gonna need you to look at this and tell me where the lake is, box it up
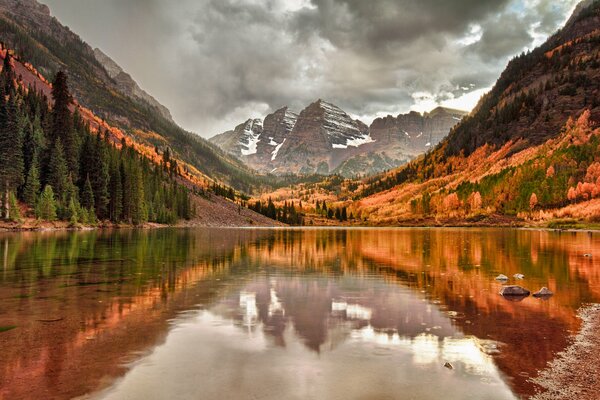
[1,228,599,399]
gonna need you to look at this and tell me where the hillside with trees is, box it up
[0,54,192,226]
[255,1,600,228]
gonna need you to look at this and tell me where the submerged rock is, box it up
[500,285,530,297]
[513,273,525,279]
[533,287,554,298]
[495,274,509,281]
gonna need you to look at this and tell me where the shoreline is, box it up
[3,220,600,233]
[531,304,600,400]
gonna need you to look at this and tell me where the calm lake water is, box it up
[1,228,599,400]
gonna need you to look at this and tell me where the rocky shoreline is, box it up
[531,304,600,400]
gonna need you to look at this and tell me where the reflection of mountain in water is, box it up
[1,228,600,398]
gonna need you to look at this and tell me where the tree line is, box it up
[249,198,303,225]
[0,54,192,225]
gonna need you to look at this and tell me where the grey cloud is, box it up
[42,0,580,137]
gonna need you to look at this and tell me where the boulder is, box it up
[533,287,554,298]
[495,274,509,281]
[500,285,530,297]
[513,273,525,279]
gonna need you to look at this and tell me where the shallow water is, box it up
[1,228,599,399]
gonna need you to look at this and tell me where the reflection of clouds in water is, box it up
[268,288,284,317]
[233,278,500,378]
[94,307,514,400]
[331,301,373,320]
[239,291,258,329]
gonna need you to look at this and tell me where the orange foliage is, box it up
[468,191,482,212]
[530,193,538,210]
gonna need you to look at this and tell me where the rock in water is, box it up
[495,274,509,281]
[444,362,454,370]
[513,273,525,279]
[533,287,554,298]
[500,285,531,297]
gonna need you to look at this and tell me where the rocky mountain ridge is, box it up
[93,48,173,122]
[211,101,466,177]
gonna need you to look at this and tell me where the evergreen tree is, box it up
[23,155,41,207]
[81,174,95,210]
[0,89,24,219]
[66,197,79,226]
[47,139,69,201]
[108,157,123,222]
[22,113,45,177]
[92,132,109,218]
[50,71,78,179]
[36,185,57,221]
[1,53,16,95]
[8,192,21,222]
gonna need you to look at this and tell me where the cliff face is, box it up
[211,101,465,177]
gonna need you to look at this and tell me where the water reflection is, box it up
[95,275,515,400]
[0,228,599,399]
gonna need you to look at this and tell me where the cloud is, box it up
[42,0,580,137]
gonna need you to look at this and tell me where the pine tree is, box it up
[130,162,145,225]
[108,157,123,222]
[47,139,69,201]
[23,156,41,207]
[1,53,16,95]
[0,89,24,220]
[50,71,78,179]
[8,192,21,222]
[36,185,57,221]
[81,174,95,211]
[66,197,79,226]
[92,132,109,218]
[22,113,45,177]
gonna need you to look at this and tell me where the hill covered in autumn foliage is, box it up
[256,1,600,228]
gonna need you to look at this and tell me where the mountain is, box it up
[92,48,173,123]
[210,100,465,177]
[258,0,600,227]
[0,0,262,193]
[334,106,467,177]
[347,0,600,225]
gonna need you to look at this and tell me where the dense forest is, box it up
[0,54,192,226]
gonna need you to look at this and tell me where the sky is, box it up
[42,0,580,138]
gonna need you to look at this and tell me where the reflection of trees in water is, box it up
[1,228,600,399]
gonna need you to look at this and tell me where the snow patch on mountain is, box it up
[332,133,375,149]
[271,139,286,160]
[240,119,263,156]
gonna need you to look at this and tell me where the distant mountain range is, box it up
[210,100,466,177]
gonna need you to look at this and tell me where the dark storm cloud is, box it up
[42,0,579,137]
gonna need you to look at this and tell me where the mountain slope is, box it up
[443,1,600,157]
[350,0,600,224]
[256,1,600,227]
[0,0,261,192]
[92,48,173,123]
